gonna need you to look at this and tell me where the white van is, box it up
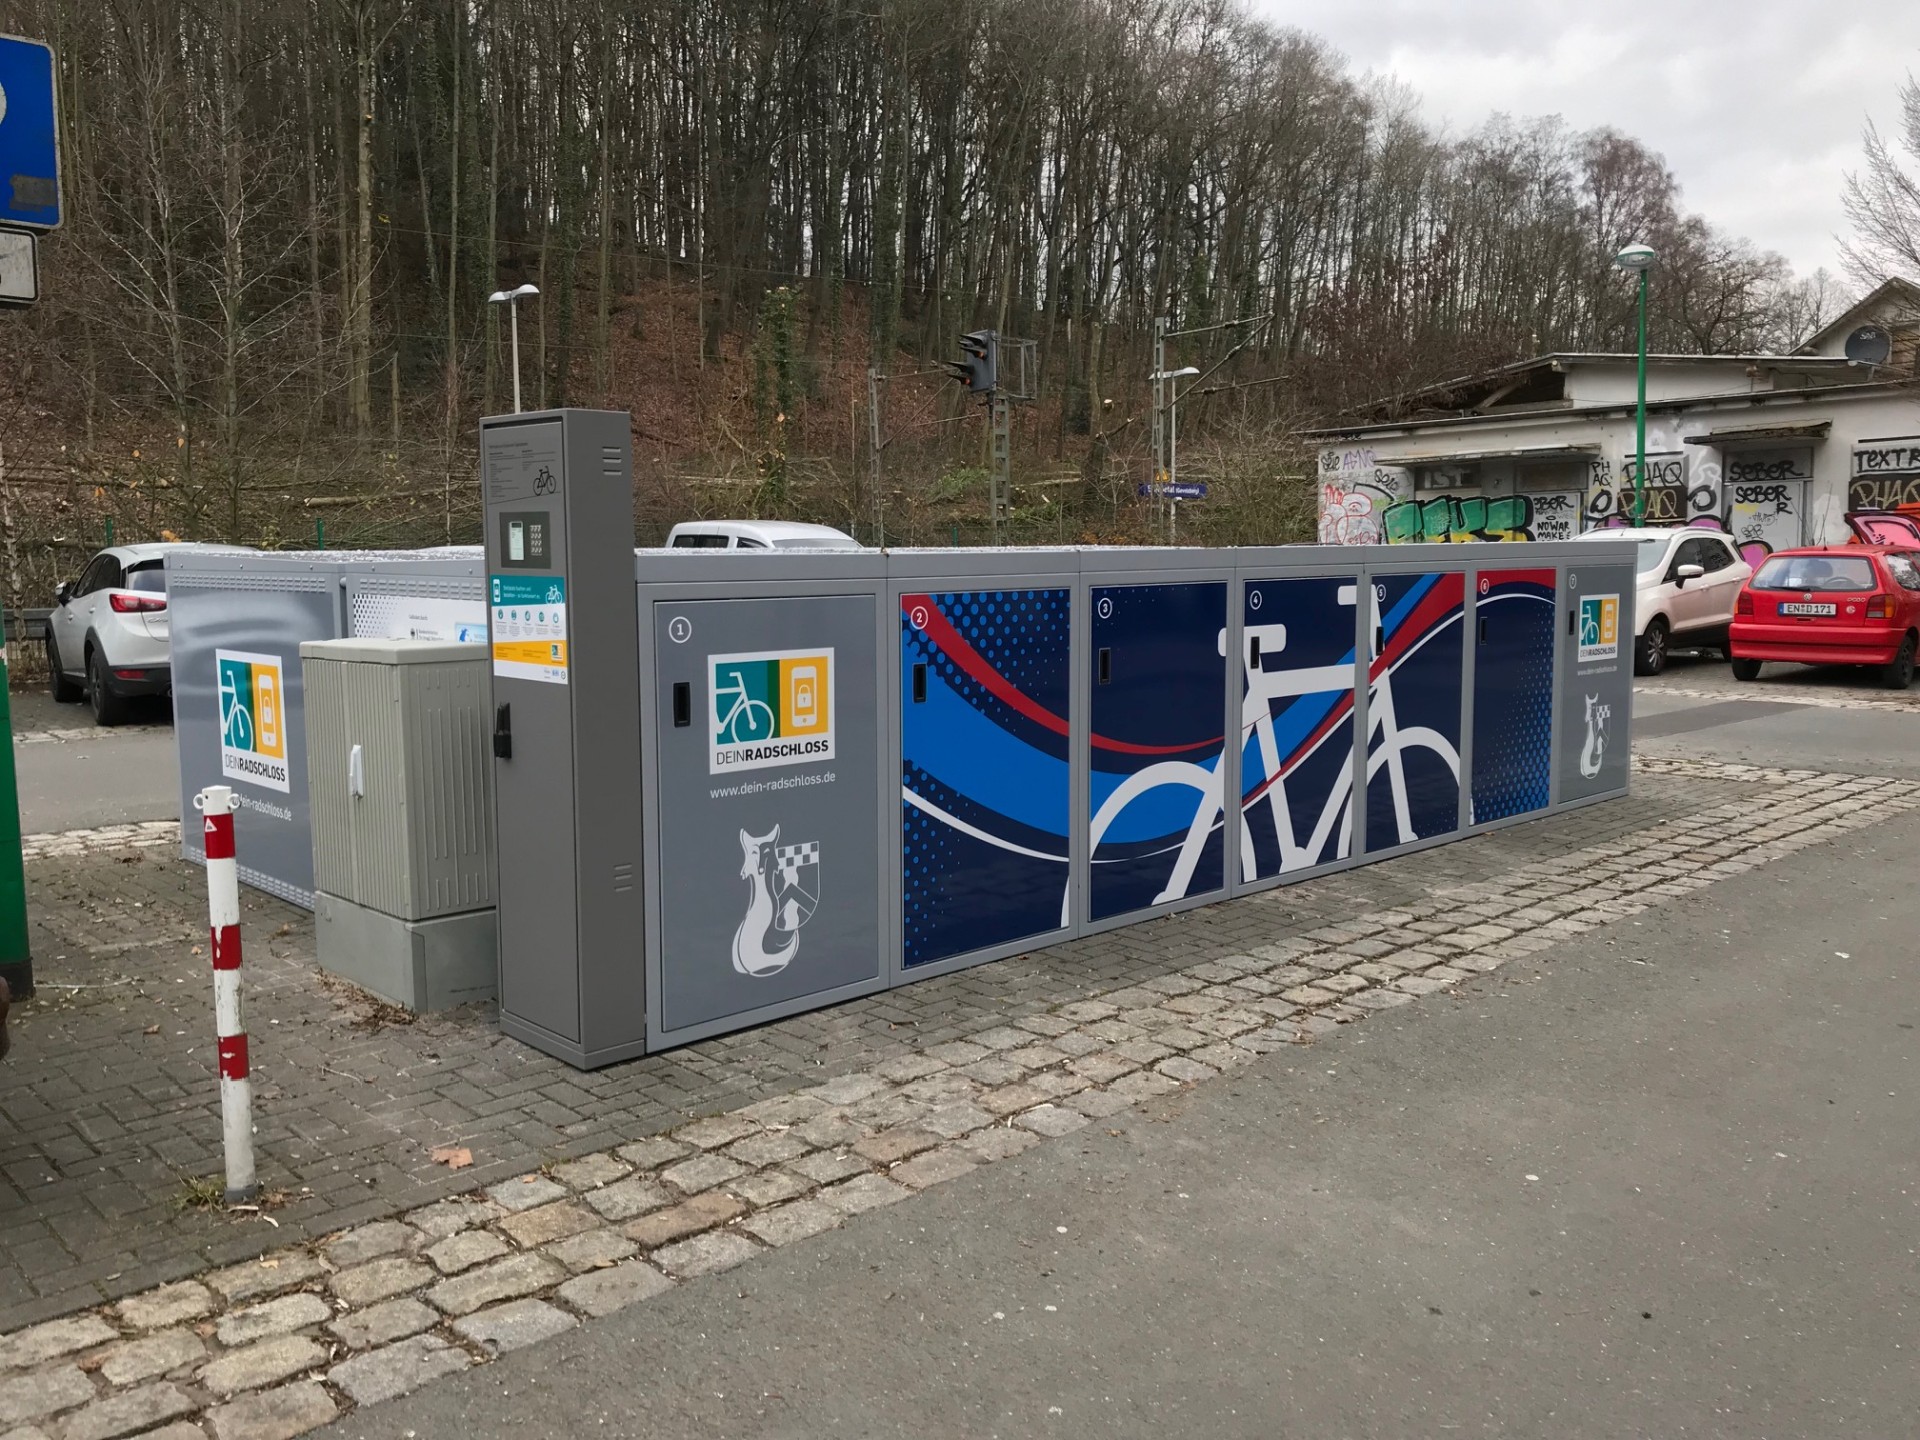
[665,520,861,551]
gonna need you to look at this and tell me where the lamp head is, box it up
[1614,243,1656,273]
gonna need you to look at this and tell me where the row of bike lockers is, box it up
[482,409,1637,1067]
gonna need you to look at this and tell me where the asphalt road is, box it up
[1636,694,1920,781]
[8,689,178,832]
[335,675,1920,1440]
[1632,653,1920,780]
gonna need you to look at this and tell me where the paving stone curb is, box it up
[13,726,172,746]
[20,819,178,861]
[1636,682,1920,714]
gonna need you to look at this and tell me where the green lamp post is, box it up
[1614,242,1657,523]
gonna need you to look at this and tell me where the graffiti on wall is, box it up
[1382,493,1535,544]
[1588,454,1684,523]
[1529,492,1580,541]
[1320,484,1381,545]
[1720,449,1810,561]
[1317,444,1586,545]
[1585,449,1726,526]
[1317,447,1412,545]
[1686,454,1723,520]
[1727,454,1811,485]
[1583,457,1618,521]
[1848,436,1920,511]
[1371,490,1581,545]
[1851,474,1920,510]
[1852,437,1920,478]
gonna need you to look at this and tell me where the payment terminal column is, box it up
[482,409,646,1067]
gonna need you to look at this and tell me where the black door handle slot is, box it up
[672,681,691,727]
[493,703,512,759]
[1098,647,1112,685]
[1249,635,1261,666]
[912,663,927,703]
[1479,616,1488,644]
[1568,608,1576,636]
[1374,625,1385,656]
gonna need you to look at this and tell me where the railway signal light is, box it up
[944,329,998,396]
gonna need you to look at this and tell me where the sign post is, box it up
[1137,482,1208,543]
[0,34,59,1001]
[0,610,28,1001]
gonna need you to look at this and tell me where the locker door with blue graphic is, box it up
[1364,572,1465,853]
[1089,582,1227,921]
[1470,568,1556,823]
[1239,575,1360,880]
[901,589,1072,968]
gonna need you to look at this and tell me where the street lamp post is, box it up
[487,283,541,413]
[1613,243,1656,524]
[1150,365,1199,541]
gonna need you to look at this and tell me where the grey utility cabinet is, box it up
[302,638,497,1011]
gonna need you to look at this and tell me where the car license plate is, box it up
[1779,602,1836,616]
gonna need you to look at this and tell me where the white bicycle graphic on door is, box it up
[1087,582,1460,904]
[219,666,254,751]
[712,667,776,744]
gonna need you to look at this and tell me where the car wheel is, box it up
[86,648,130,727]
[1730,657,1762,682]
[1881,634,1917,691]
[1633,618,1669,677]
[46,634,82,703]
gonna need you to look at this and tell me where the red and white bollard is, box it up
[195,785,259,1204]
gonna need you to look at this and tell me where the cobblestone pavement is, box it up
[0,754,1907,1438]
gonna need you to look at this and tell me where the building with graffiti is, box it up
[1310,278,1920,559]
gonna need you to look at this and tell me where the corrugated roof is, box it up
[1302,377,1918,442]
[1372,444,1599,467]
[1681,422,1833,445]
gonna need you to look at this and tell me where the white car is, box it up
[1575,526,1752,675]
[665,520,862,551]
[47,542,250,725]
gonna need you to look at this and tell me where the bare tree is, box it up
[0,0,1835,566]
[1842,72,1920,288]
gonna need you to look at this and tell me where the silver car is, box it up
[47,542,250,725]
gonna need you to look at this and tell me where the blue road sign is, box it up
[1137,482,1209,500]
[0,35,60,230]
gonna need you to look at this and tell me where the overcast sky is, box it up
[1255,0,1920,286]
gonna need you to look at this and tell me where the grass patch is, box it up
[173,1174,225,1212]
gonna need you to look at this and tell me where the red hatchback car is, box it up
[1731,545,1920,689]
